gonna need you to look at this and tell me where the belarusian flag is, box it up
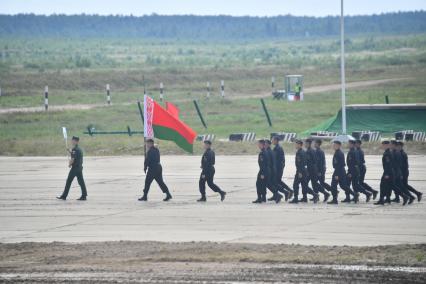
[144,95,197,153]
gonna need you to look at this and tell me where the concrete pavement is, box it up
[0,155,425,245]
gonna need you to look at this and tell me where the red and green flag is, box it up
[144,95,197,153]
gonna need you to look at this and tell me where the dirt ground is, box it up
[0,242,425,283]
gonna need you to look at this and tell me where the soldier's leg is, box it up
[360,166,375,194]
[275,168,289,195]
[291,174,300,202]
[154,171,170,194]
[319,174,333,192]
[61,169,77,198]
[199,173,207,197]
[76,170,87,197]
[311,174,327,196]
[340,174,356,202]
[352,174,371,199]
[302,175,318,202]
[255,173,263,201]
[143,170,155,195]
[403,174,422,198]
[395,176,414,202]
[206,172,223,193]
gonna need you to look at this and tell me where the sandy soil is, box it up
[0,242,425,283]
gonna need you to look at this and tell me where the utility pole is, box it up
[340,0,347,134]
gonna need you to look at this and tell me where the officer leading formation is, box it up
[57,136,422,205]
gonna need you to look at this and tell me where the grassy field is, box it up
[1,34,426,155]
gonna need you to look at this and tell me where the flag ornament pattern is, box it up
[144,95,197,153]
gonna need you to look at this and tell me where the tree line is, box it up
[0,11,425,40]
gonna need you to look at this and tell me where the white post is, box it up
[44,86,48,111]
[340,0,347,134]
[221,80,225,98]
[106,84,111,105]
[271,76,275,93]
[206,81,210,98]
[160,82,164,101]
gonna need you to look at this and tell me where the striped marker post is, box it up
[221,80,225,98]
[106,84,111,105]
[44,86,48,111]
[160,82,164,101]
[206,81,210,98]
[271,76,275,92]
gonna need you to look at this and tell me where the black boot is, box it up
[77,196,86,201]
[289,198,299,204]
[56,196,66,200]
[197,195,206,202]
[288,190,294,201]
[138,194,148,201]
[374,200,385,205]
[163,192,172,202]
[323,192,330,202]
[365,192,372,203]
[252,198,262,204]
[417,192,422,202]
[372,190,378,200]
[220,191,226,202]
[275,193,283,204]
[327,199,338,205]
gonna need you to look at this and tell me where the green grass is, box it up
[1,34,426,155]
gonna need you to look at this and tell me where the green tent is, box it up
[305,104,426,135]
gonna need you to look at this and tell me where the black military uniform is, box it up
[265,142,282,203]
[375,143,395,205]
[329,143,356,204]
[356,141,378,199]
[58,138,87,200]
[254,147,270,203]
[198,147,226,202]
[400,145,422,201]
[290,142,318,203]
[273,142,293,200]
[391,145,414,204]
[346,143,371,202]
[314,143,332,198]
[139,144,172,201]
[306,141,329,202]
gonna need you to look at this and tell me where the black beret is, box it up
[204,140,212,145]
[295,139,303,145]
[315,139,322,145]
[265,139,271,144]
[397,141,404,146]
[348,139,356,144]
[146,138,154,143]
[71,136,80,141]
[390,139,398,145]
[333,140,342,145]
[355,139,362,144]
[382,140,390,145]
[258,139,266,144]
[272,136,280,141]
[305,138,313,143]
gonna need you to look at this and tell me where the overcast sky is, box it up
[1,0,425,17]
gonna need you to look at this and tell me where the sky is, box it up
[0,0,425,17]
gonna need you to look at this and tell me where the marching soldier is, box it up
[375,140,395,205]
[398,141,422,202]
[347,139,372,202]
[390,140,414,205]
[314,139,333,193]
[290,139,318,204]
[265,139,282,203]
[305,139,329,202]
[197,140,226,202]
[355,140,378,199]
[138,139,172,202]
[57,136,88,201]
[271,136,293,201]
[328,140,357,204]
[253,139,269,203]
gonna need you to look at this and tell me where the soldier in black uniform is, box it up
[355,140,378,199]
[390,140,415,205]
[271,136,293,201]
[290,139,318,204]
[328,140,357,204]
[375,140,396,205]
[346,140,372,202]
[265,139,283,203]
[57,136,88,201]
[314,139,333,193]
[253,139,269,203]
[398,141,422,202]
[305,139,330,202]
[197,140,226,202]
[138,139,172,202]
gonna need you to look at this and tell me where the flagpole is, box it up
[340,0,347,135]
